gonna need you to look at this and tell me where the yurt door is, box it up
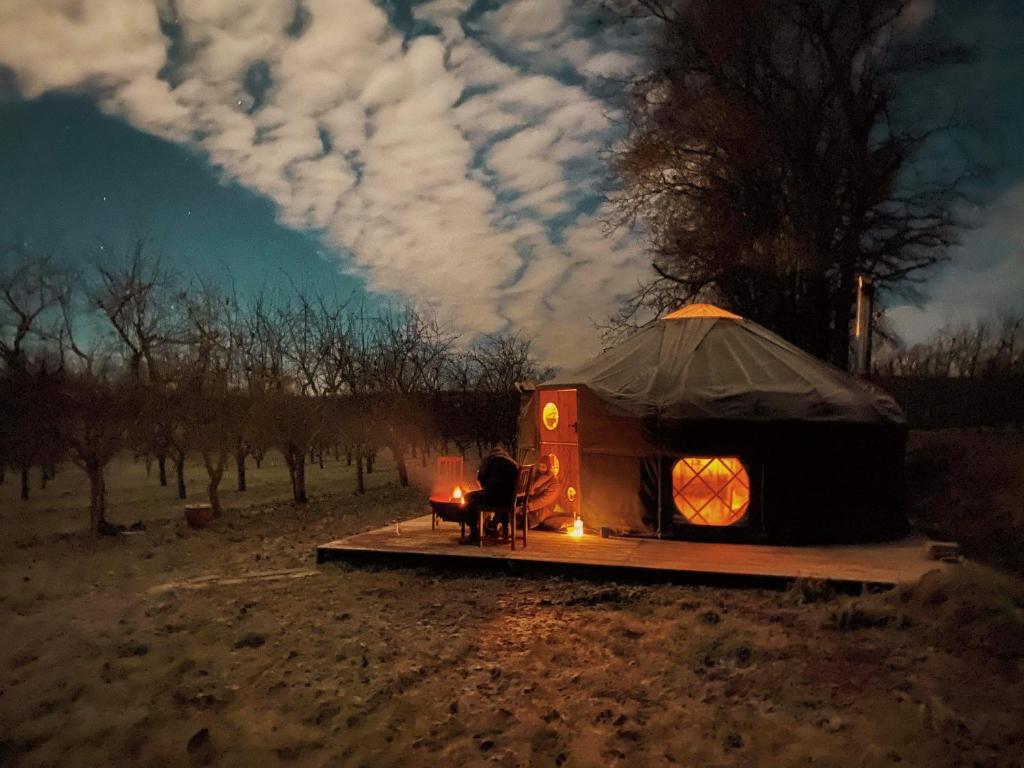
[538,388,580,517]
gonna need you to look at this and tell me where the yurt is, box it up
[518,305,908,544]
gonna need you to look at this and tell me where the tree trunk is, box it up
[204,450,225,518]
[284,451,297,496]
[208,479,222,518]
[318,449,324,469]
[40,465,49,489]
[293,448,308,504]
[346,447,352,466]
[831,272,856,372]
[158,453,168,487]
[391,442,409,487]
[254,449,263,469]
[20,465,29,500]
[175,453,187,499]
[88,462,107,535]
[0,463,5,484]
[236,446,247,492]
[355,448,365,495]
[366,450,375,474]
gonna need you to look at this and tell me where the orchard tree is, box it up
[368,307,455,487]
[0,246,70,497]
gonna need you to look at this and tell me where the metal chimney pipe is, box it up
[854,274,875,377]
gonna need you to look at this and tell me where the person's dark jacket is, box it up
[476,449,519,508]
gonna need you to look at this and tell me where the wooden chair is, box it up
[509,463,535,551]
[433,455,464,530]
[479,463,534,550]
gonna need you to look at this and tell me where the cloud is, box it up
[0,0,189,139]
[901,0,937,29]
[887,183,1024,343]
[484,0,572,40]
[0,0,648,365]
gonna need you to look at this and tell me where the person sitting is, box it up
[462,447,519,543]
[527,453,564,529]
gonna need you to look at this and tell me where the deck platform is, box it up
[317,514,950,588]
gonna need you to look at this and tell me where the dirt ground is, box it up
[907,429,1024,574]
[2,440,1024,767]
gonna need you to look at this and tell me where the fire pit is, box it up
[430,484,482,532]
[429,485,468,526]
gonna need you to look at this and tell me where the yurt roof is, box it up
[547,304,904,424]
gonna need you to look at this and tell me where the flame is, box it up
[452,485,464,505]
[567,518,584,539]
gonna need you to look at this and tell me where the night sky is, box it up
[1,0,1022,364]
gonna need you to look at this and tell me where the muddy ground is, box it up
[2,437,1023,767]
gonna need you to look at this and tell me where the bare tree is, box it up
[0,245,69,373]
[58,301,132,535]
[182,285,238,517]
[875,306,1024,378]
[368,306,456,487]
[90,238,181,385]
[990,309,1024,374]
[90,238,185,489]
[472,332,553,451]
[0,246,71,497]
[609,0,973,367]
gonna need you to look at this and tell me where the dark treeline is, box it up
[871,309,1024,428]
[874,310,1024,378]
[0,241,551,534]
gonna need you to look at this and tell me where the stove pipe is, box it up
[854,274,875,378]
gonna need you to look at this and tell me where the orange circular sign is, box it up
[542,402,559,431]
[566,486,577,502]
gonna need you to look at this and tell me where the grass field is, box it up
[1,434,1023,767]
[0,449,412,540]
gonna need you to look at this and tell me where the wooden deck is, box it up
[317,514,950,588]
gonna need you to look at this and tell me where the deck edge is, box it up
[315,541,901,591]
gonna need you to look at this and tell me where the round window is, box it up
[542,401,559,431]
[566,486,577,502]
[671,457,750,526]
[549,453,559,477]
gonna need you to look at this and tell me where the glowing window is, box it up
[542,401,559,431]
[672,457,750,526]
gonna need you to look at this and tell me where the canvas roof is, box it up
[548,305,905,424]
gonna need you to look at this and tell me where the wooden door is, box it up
[538,388,580,516]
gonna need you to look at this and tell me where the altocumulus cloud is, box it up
[887,183,1024,343]
[0,0,648,365]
